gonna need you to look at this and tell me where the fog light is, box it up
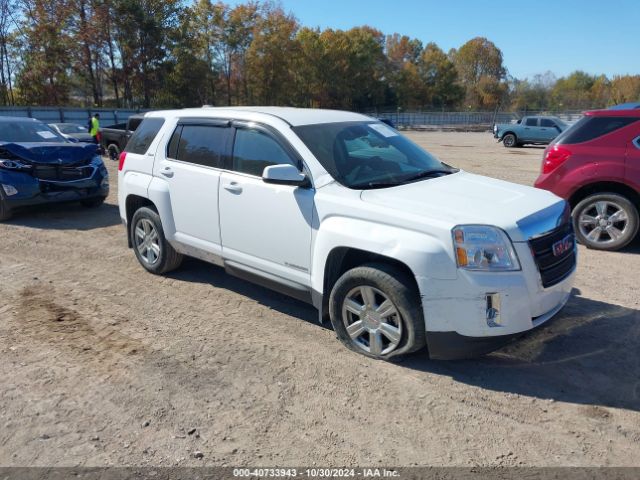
[486,293,501,327]
[2,184,18,196]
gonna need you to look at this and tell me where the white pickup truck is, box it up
[118,107,576,360]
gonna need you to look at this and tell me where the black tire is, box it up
[0,190,12,221]
[502,133,517,148]
[80,196,106,208]
[130,206,183,274]
[572,193,639,251]
[329,263,426,360]
[107,143,120,161]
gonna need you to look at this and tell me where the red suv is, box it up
[534,109,640,251]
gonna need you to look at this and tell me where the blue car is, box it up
[0,116,109,221]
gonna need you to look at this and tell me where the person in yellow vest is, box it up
[89,113,101,144]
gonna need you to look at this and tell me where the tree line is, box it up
[1,0,639,112]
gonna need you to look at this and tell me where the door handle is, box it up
[160,166,174,178]
[223,182,243,194]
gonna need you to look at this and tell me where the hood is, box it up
[0,142,99,165]
[359,171,566,242]
[66,133,94,143]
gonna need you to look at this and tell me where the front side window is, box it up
[172,125,226,168]
[293,121,452,189]
[525,118,538,127]
[232,128,297,176]
[540,118,556,128]
[126,118,165,154]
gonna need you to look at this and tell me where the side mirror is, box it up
[262,164,310,187]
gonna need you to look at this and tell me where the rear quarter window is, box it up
[126,118,165,154]
[556,116,638,145]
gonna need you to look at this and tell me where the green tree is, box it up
[385,34,424,109]
[418,42,463,109]
[550,71,595,110]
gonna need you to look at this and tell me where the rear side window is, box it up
[173,125,226,168]
[232,128,297,176]
[126,118,165,154]
[525,118,538,126]
[556,116,638,145]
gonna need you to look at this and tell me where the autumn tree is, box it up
[245,5,299,105]
[385,34,424,108]
[15,0,73,105]
[451,37,507,109]
[0,0,18,105]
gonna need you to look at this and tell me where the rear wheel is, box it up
[130,206,183,274]
[107,143,120,161]
[502,133,517,148]
[329,263,426,360]
[573,193,639,251]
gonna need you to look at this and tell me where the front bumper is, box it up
[0,160,109,209]
[418,241,576,360]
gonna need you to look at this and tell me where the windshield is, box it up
[0,121,67,143]
[55,124,88,134]
[293,121,453,189]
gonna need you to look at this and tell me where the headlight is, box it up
[0,159,31,170]
[493,124,497,133]
[452,225,520,271]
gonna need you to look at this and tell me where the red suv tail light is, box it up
[118,151,127,171]
[542,146,572,174]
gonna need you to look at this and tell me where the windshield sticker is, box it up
[370,123,398,137]
[36,130,57,139]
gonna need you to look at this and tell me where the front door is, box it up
[218,124,314,289]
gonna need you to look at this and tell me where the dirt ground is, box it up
[0,131,639,468]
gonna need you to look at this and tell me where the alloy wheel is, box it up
[341,285,403,356]
[578,200,629,245]
[134,218,161,265]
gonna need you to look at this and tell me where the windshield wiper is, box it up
[400,168,457,183]
[350,180,403,189]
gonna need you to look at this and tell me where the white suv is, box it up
[118,107,576,360]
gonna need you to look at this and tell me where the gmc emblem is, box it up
[552,234,574,257]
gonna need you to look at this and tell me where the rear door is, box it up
[153,118,231,256]
[540,118,561,142]
[522,117,541,142]
[626,132,640,192]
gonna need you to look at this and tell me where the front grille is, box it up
[33,164,94,181]
[529,222,576,288]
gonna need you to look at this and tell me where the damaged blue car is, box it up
[0,116,109,221]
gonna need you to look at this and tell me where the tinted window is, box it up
[232,128,297,176]
[525,118,538,126]
[556,117,638,145]
[540,119,556,128]
[0,121,66,143]
[126,118,165,154]
[167,126,181,159]
[174,125,226,168]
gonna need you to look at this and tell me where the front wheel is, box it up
[130,207,183,274]
[573,193,639,251]
[0,193,12,221]
[329,263,426,360]
[502,133,518,148]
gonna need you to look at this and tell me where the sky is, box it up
[227,0,640,80]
